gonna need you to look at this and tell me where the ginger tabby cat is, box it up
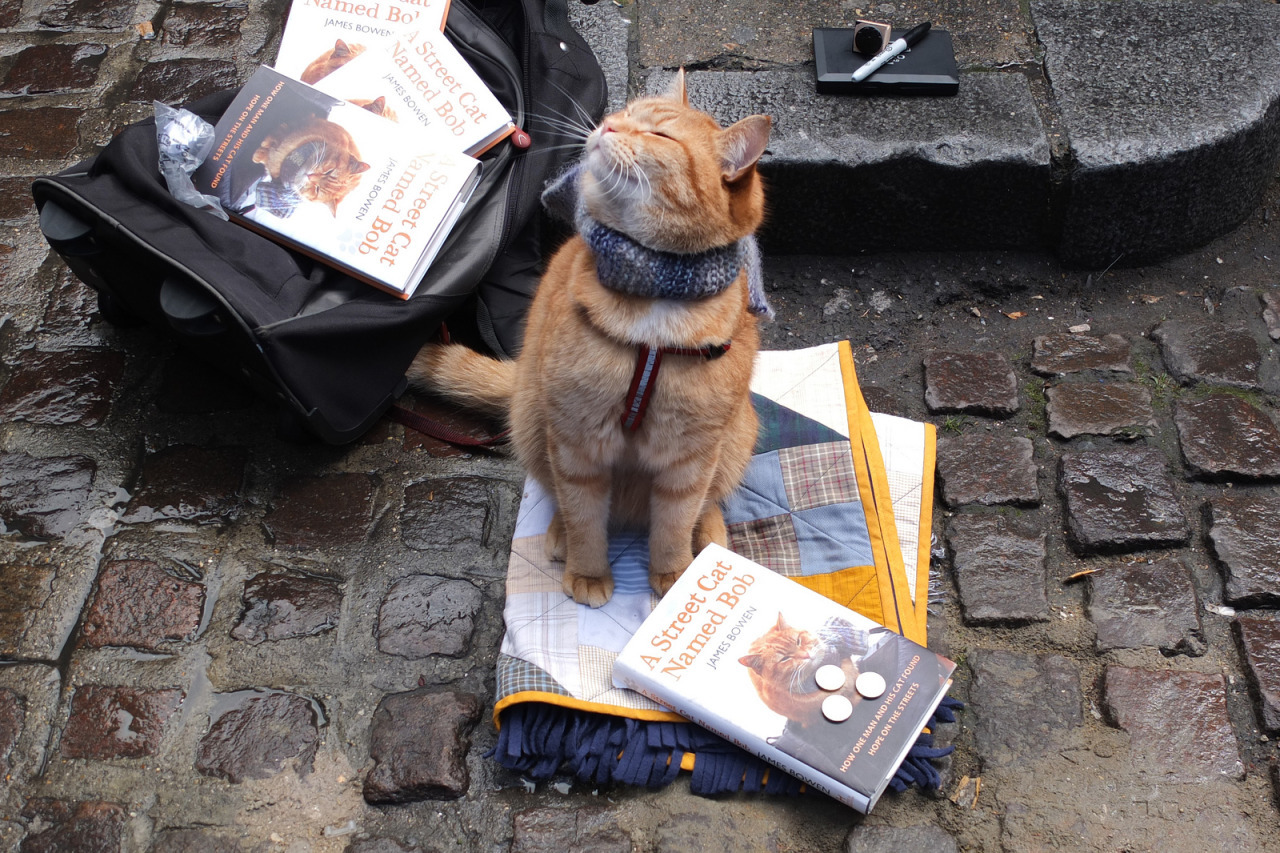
[408,72,772,606]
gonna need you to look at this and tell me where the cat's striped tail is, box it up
[405,342,515,418]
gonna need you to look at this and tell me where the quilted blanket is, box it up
[488,341,946,793]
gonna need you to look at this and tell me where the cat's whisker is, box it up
[545,78,602,130]
[525,114,592,142]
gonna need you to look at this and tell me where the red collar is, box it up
[621,341,731,431]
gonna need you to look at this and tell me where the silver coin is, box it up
[855,671,887,699]
[815,664,846,691]
[822,693,854,722]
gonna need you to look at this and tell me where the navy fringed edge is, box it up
[487,695,963,797]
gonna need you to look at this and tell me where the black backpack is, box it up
[31,0,606,444]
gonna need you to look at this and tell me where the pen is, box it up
[852,21,931,82]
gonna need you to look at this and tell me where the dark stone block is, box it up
[1,43,108,94]
[1034,0,1280,267]
[401,477,502,551]
[40,268,100,342]
[923,350,1019,417]
[60,685,183,760]
[18,799,126,853]
[230,571,342,645]
[0,564,55,657]
[1151,320,1262,390]
[662,70,1050,255]
[1207,491,1280,606]
[0,452,96,540]
[1086,558,1204,655]
[0,0,18,27]
[1031,333,1132,376]
[376,575,483,658]
[0,108,83,161]
[121,444,247,524]
[1045,382,1155,440]
[264,473,375,549]
[511,807,632,853]
[1103,666,1243,782]
[0,348,123,426]
[0,176,36,221]
[1174,394,1280,480]
[967,650,1082,767]
[195,691,321,783]
[1233,612,1280,733]
[130,59,238,105]
[935,434,1039,507]
[80,559,205,651]
[1057,447,1190,554]
[946,514,1048,625]
[161,3,248,47]
[38,0,135,28]
[363,689,483,803]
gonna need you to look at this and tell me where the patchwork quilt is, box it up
[489,341,939,788]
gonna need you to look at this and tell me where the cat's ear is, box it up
[350,158,371,175]
[326,198,341,217]
[738,654,763,672]
[719,114,771,183]
[774,612,789,630]
[666,68,689,105]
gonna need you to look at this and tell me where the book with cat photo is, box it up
[273,0,451,87]
[612,542,956,813]
[306,25,516,156]
[192,65,482,299]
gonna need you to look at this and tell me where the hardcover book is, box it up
[192,65,482,299]
[613,543,956,812]
[813,26,960,95]
[273,0,451,86]
[308,26,516,156]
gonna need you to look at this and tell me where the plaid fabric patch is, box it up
[780,441,859,512]
[497,653,571,699]
[578,646,663,710]
[728,514,802,575]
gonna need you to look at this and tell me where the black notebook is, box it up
[813,27,959,95]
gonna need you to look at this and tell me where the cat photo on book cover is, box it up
[212,83,371,222]
[737,611,924,775]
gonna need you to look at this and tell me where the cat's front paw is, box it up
[649,567,684,598]
[564,570,614,608]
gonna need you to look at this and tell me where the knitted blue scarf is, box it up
[541,163,774,319]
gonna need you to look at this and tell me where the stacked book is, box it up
[193,0,514,298]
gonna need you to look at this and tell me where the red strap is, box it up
[388,405,509,448]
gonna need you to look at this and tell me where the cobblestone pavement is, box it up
[3,0,1280,851]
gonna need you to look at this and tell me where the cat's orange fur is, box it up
[738,614,861,728]
[301,39,365,84]
[250,115,370,216]
[407,72,771,607]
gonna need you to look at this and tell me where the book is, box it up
[308,27,516,156]
[612,543,956,812]
[813,27,960,96]
[273,0,452,86]
[192,65,482,299]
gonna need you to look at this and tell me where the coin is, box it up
[855,671,887,699]
[815,664,846,691]
[822,693,854,722]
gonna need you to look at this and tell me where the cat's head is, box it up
[293,143,370,216]
[302,39,365,85]
[738,613,818,680]
[581,70,771,253]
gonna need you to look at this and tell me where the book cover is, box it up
[813,27,960,95]
[308,27,516,156]
[273,0,451,86]
[612,543,956,812]
[192,65,482,299]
